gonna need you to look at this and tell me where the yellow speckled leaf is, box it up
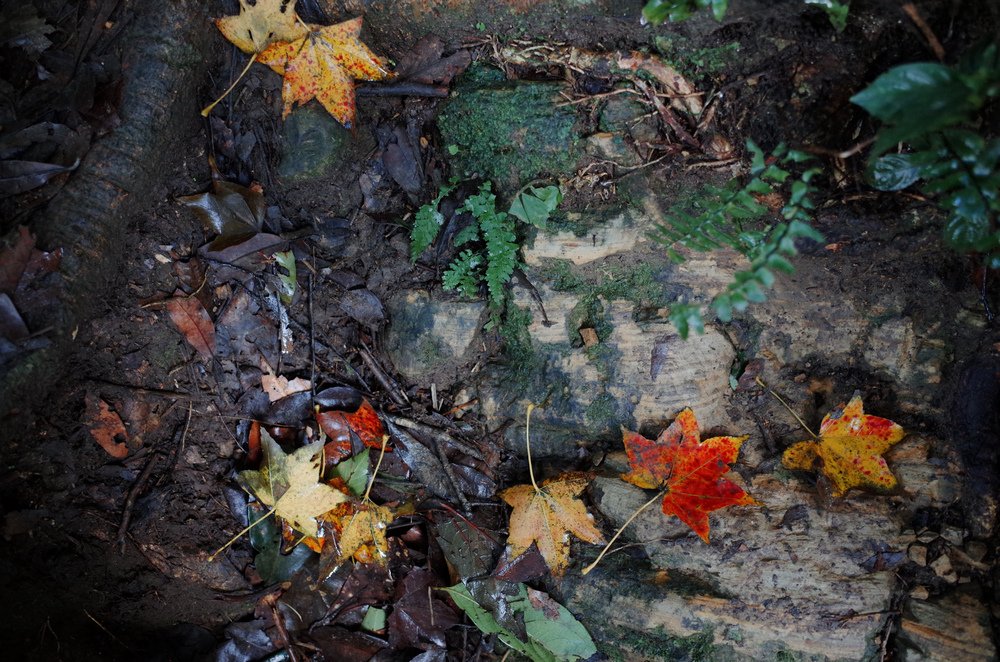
[256,17,393,127]
[215,0,308,54]
[781,393,906,497]
[333,502,393,566]
[500,472,605,576]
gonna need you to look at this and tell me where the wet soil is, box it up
[1,1,998,660]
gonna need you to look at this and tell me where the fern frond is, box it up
[482,210,519,309]
[442,249,483,298]
[410,184,456,261]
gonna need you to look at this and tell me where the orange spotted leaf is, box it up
[316,398,388,464]
[781,393,905,497]
[500,472,605,576]
[256,17,393,127]
[621,409,756,543]
[215,0,308,54]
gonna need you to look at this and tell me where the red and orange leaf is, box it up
[256,17,393,127]
[83,392,128,459]
[621,409,756,543]
[317,398,388,463]
[166,294,216,361]
[500,472,605,576]
[215,0,308,54]
[781,393,906,497]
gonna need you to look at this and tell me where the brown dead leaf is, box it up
[0,226,34,294]
[262,369,311,402]
[166,294,216,361]
[84,392,128,458]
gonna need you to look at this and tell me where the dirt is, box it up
[1,1,998,660]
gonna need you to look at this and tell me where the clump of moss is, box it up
[438,65,579,192]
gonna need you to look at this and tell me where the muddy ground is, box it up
[1,1,998,660]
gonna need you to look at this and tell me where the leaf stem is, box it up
[201,52,258,117]
[363,435,389,502]
[582,489,664,575]
[525,404,540,493]
[755,376,818,438]
[208,505,276,561]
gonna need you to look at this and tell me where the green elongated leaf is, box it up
[851,63,977,155]
[274,250,296,304]
[247,504,313,583]
[514,588,598,661]
[331,448,370,496]
[870,153,924,191]
[509,185,562,228]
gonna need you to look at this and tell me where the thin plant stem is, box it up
[755,376,818,439]
[582,489,665,575]
[363,435,390,502]
[525,404,540,493]
[201,53,257,117]
[208,506,276,561]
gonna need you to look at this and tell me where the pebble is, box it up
[909,586,930,600]
[929,554,957,583]
[940,525,965,546]
[908,544,928,566]
[965,540,988,563]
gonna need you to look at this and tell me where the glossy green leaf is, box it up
[247,504,313,583]
[870,153,924,191]
[509,185,562,228]
[274,250,296,305]
[331,448,370,496]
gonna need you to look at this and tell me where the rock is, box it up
[964,540,988,563]
[899,591,996,661]
[524,210,647,266]
[339,289,385,327]
[383,291,485,385]
[908,544,928,566]
[278,105,353,180]
[585,132,642,167]
[929,554,957,583]
[909,586,930,600]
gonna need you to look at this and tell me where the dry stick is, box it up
[634,78,701,151]
[433,435,471,514]
[116,451,161,554]
[901,3,946,61]
[201,52,257,117]
[581,489,665,575]
[363,435,390,502]
[754,376,818,439]
[358,342,408,406]
[389,415,485,460]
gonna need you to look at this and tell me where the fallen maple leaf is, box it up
[317,398,387,463]
[782,393,906,497]
[621,409,756,543]
[330,500,394,566]
[166,294,216,361]
[84,392,128,458]
[256,17,393,127]
[239,430,349,538]
[500,472,605,576]
[261,368,311,402]
[215,0,308,54]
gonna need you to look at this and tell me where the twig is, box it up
[634,78,701,150]
[358,343,408,406]
[308,272,317,402]
[84,610,132,651]
[356,83,449,97]
[388,415,485,461]
[156,402,192,487]
[432,436,471,514]
[264,593,301,662]
[116,452,162,554]
[901,3,946,61]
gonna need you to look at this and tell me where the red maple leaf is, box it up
[621,409,756,542]
[316,398,388,463]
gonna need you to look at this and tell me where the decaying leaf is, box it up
[166,294,216,361]
[84,392,128,459]
[317,398,387,463]
[782,393,906,497]
[248,503,313,583]
[215,0,308,54]
[178,178,265,251]
[499,472,605,576]
[274,249,296,304]
[331,501,393,566]
[0,158,78,197]
[257,17,394,127]
[261,368,310,402]
[621,409,757,542]
[388,568,458,650]
[239,430,350,537]
[0,226,34,294]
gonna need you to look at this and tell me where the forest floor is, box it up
[0,1,998,661]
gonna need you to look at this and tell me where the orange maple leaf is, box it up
[621,409,756,542]
[256,17,393,127]
[316,398,388,464]
[781,393,905,497]
[500,472,605,576]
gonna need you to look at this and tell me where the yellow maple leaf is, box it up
[215,0,309,54]
[500,472,605,576]
[239,430,349,538]
[330,501,394,566]
[782,393,906,497]
[256,17,393,127]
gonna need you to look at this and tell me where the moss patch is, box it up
[439,65,579,193]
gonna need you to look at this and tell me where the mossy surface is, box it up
[439,65,579,193]
[279,104,353,180]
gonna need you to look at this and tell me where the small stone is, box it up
[793,373,807,383]
[940,525,964,546]
[929,554,957,583]
[580,327,599,347]
[907,544,928,566]
[917,530,938,543]
[909,586,930,600]
[965,540,988,563]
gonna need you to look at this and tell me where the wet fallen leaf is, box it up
[0,294,28,341]
[317,398,387,463]
[388,568,457,650]
[239,430,350,538]
[248,502,313,583]
[166,294,216,361]
[84,392,128,458]
[215,0,308,54]
[0,226,34,294]
[261,369,311,402]
[330,501,394,566]
[621,409,757,542]
[0,158,78,197]
[274,249,296,304]
[500,472,605,576]
[436,517,501,581]
[782,393,906,497]
[394,35,471,86]
[257,17,393,127]
[178,177,265,251]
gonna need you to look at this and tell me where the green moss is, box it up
[653,36,741,78]
[439,66,579,193]
[498,304,538,380]
[584,391,619,430]
[540,260,670,312]
[597,624,717,662]
[567,296,613,346]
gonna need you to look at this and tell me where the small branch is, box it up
[901,3,946,61]
[356,83,449,97]
[358,343,408,406]
[525,404,540,493]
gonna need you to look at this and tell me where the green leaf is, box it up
[247,504,313,584]
[869,153,924,191]
[331,448,370,496]
[274,250,296,305]
[410,184,456,261]
[361,606,387,633]
[803,0,849,32]
[509,185,562,228]
[514,587,598,661]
